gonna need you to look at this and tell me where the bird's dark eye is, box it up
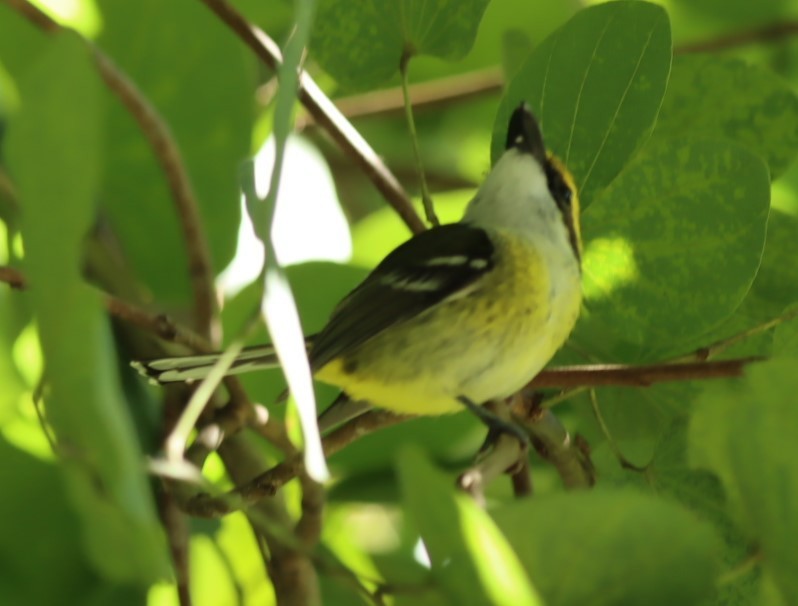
[544,161,573,211]
[560,186,573,208]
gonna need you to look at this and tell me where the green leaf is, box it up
[578,138,770,358]
[753,205,798,308]
[689,359,798,605]
[654,55,798,179]
[491,1,672,206]
[582,382,701,465]
[492,490,719,606]
[589,418,758,605]
[97,0,253,306]
[311,0,491,89]
[0,438,147,605]
[6,32,167,583]
[397,447,542,606]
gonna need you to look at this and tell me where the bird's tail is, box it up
[132,345,280,384]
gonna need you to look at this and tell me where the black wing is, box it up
[310,223,494,370]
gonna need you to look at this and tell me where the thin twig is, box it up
[5,0,219,340]
[196,0,426,234]
[106,296,212,353]
[295,471,324,548]
[400,52,438,226]
[528,358,759,389]
[296,67,504,127]
[3,0,58,31]
[685,306,798,361]
[183,411,406,517]
[675,20,798,55]
[588,389,646,472]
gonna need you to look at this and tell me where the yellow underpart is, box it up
[315,230,581,416]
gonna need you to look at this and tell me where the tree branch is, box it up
[158,488,193,606]
[297,67,504,126]
[675,20,798,55]
[5,0,219,340]
[196,0,426,234]
[184,410,405,517]
[0,266,25,289]
[526,357,759,389]
[512,393,595,489]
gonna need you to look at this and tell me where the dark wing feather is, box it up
[310,223,494,370]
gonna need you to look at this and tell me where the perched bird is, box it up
[133,103,582,436]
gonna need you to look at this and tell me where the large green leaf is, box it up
[6,32,167,584]
[577,138,770,358]
[492,490,719,606]
[397,447,541,606]
[589,420,757,606]
[654,55,798,179]
[689,359,798,605]
[0,438,146,605]
[97,0,253,306]
[311,0,491,89]
[491,1,672,206]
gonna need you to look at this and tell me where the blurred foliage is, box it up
[1,0,798,605]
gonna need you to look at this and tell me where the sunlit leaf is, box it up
[577,138,769,359]
[397,447,541,606]
[492,1,672,206]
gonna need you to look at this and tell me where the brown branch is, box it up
[5,0,219,340]
[509,458,533,498]
[298,67,504,127]
[527,358,759,389]
[295,472,324,549]
[675,20,798,55]
[158,488,193,606]
[512,394,595,489]
[458,432,524,506]
[184,410,405,517]
[0,266,25,289]
[3,0,58,32]
[196,0,425,234]
[218,434,320,606]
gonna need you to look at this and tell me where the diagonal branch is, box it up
[196,0,426,234]
[5,0,219,340]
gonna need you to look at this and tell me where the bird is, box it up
[133,103,582,438]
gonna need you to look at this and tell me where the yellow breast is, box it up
[315,230,581,415]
